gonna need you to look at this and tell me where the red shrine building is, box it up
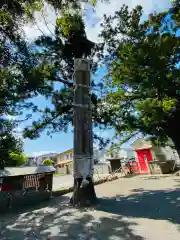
[131,139,179,174]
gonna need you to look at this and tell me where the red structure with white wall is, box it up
[130,138,179,174]
[128,139,152,174]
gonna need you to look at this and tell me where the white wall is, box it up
[93,149,107,162]
[29,153,57,166]
[94,148,135,162]
[56,167,67,174]
[94,163,111,174]
[153,145,180,163]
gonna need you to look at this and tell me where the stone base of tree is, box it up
[69,177,98,207]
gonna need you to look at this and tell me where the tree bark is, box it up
[70,59,96,207]
[69,177,97,207]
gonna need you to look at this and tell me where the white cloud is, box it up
[23,0,172,42]
[6,115,17,121]
[23,3,58,42]
[28,151,57,157]
[86,0,172,42]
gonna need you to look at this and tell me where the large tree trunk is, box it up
[70,59,97,207]
[69,177,97,206]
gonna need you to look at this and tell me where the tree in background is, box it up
[0,0,112,206]
[0,0,110,168]
[0,118,23,167]
[42,159,53,165]
[23,5,112,147]
[9,152,27,167]
[0,0,111,148]
[0,0,57,167]
[0,0,54,117]
[100,1,180,152]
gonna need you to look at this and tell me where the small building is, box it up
[36,153,57,165]
[56,149,73,163]
[56,148,100,167]
[55,149,73,174]
[131,138,180,174]
[26,156,36,166]
[106,148,135,173]
[27,153,57,166]
[0,166,55,212]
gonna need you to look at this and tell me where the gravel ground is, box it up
[0,174,180,240]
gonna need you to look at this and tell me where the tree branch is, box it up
[53,76,73,87]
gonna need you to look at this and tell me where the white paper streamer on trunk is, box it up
[73,155,94,179]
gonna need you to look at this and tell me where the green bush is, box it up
[9,152,27,166]
[42,159,53,165]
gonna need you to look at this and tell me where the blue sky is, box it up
[22,0,172,156]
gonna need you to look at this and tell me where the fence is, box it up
[0,166,55,213]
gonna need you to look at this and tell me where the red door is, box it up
[140,149,153,162]
[136,149,152,173]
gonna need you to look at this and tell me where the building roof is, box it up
[131,138,152,150]
[56,149,73,157]
[28,152,57,158]
[0,166,55,177]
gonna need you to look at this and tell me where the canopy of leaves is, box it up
[22,10,112,148]
[0,0,112,151]
[100,2,180,149]
[0,0,58,121]
[9,152,27,166]
[0,118,23,167]
[42,158,53,165]
[0,0,60,167]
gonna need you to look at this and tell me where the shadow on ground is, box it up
[1,186,180,239]
[97,187,180,225]
[0,195,144,240]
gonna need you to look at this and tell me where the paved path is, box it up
[53,174,110,190]
[1,174,180,239]
[53,175,73,190]
[52,162,110,190]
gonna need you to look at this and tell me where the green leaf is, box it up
[100,3,180,150]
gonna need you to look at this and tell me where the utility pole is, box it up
[70,59,97,206]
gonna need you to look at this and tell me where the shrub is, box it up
[42,159,53,165]
[9,152,27,166]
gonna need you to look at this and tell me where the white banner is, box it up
[73,155,93,178]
